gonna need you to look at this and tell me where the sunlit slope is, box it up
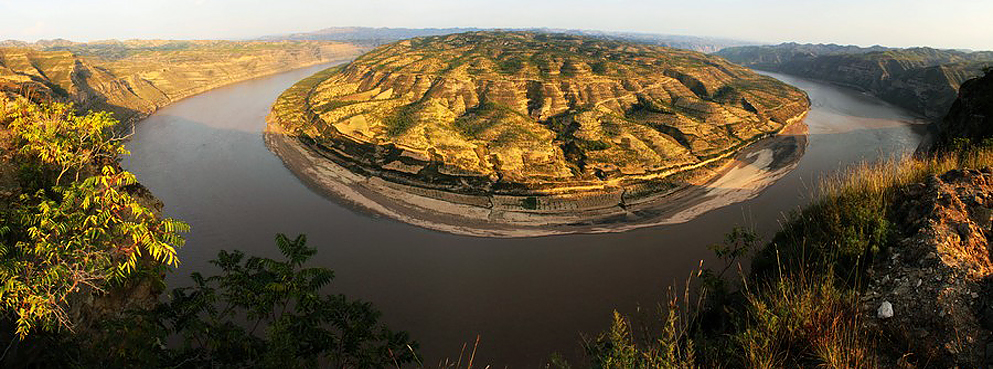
[0,40,365,121]
[271,31,809,193]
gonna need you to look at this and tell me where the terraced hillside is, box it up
[0,40,365,122]
[267,32,809,220]
[717,43,993,118]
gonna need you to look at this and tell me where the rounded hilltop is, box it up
[267,31,810,234]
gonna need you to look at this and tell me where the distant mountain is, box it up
[716,43,993,118]
[258,27,483,45]
[535,28,758,53]
[258,27,756,53]
[0,38,75,48]
[715,42,893,66]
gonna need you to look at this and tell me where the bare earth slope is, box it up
[266,32,810,235]
[0,40,366,122]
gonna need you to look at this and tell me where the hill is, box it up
[266,31,809,230]
[0,40,366,122]
[716,43,993,118]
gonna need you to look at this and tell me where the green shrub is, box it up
[78,234,419,368]
[0,98,188,337]
[383,105,418,137]
[522,196,539,210]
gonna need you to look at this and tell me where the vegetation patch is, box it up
[382,104,419,137]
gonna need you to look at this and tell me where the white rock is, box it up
[878,301,894,319]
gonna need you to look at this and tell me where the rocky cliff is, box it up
[932,68,993,150]
[0,40,366,122]
[716,44,993,119]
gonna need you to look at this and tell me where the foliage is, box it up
[583,299,698,368]
[7,101,128,185]
[706,227,758,281]
[382,105,419,137]
[87,234,418,368]
[497,58,525,74]
[453,102,505,138]
[590,61,609,75]
[1,97,414,367]
[583,266,702,369]
[0,98,188,337]
[584,311,643,368]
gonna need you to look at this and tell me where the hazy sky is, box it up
[2,0,992,50]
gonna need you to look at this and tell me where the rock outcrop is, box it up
[716,44,993,119]
[0,40,366,122]
[864,169,993,367]
[268,31,809,217]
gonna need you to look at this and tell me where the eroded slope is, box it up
[271,32,809,199]
[0,40,365,122]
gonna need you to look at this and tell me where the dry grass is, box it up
[757,147,993,283]
[819,149,993,200]
[737,267,877,368]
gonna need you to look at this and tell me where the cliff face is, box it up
[934,69,993,149]
[270,32,809,198]
[716,44,993,119]
[0,40,366,122]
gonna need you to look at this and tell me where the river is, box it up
[122,63,925,367]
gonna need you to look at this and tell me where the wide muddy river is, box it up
[123,63,925,367]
